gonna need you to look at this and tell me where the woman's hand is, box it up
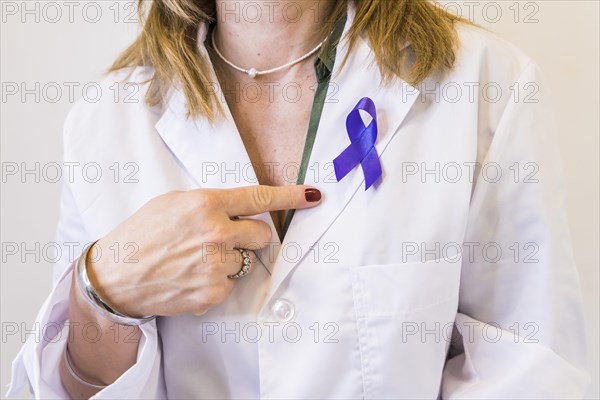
[86,185,322,318]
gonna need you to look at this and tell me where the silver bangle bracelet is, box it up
[63,344,107,389]
[75,241,156,326]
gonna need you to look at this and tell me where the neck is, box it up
[213,0,335,74]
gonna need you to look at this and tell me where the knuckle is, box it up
[286,187,296,209]
[251,186,273,210]
[193,309,208,317]
[211,225,231,244]
[260,222,273,243]
[194,190,219,210]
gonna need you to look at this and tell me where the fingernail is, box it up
[305,188,322,202]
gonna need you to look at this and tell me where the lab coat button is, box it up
[272,299,295,322]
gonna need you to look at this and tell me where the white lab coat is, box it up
[7,5,590,399]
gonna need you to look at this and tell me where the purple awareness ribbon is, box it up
[333,97,382,190]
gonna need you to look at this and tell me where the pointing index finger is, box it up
[219,185,322,217]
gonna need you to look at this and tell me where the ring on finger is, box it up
[228,249,252,279]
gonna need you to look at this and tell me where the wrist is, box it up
[75,241,156,325]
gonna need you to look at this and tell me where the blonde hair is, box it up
[109,0,466,120]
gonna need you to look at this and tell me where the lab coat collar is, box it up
[154,3,420,305]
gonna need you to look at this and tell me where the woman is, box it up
[7,0,590,398]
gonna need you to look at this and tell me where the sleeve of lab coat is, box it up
[441,61,591,398]
[5,140,166,399]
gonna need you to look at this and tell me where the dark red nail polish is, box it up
[305,188,322,202]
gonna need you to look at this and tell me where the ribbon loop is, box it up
[333,97,382,190]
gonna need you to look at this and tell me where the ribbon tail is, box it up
[361,148,383,190]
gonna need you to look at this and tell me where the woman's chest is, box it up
[224,82,318,235]
[222,75,318,188]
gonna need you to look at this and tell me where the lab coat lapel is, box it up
[155,18,262,187]
[263,30,421,302]
[155,89,256,190]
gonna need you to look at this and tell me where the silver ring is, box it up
[228,249,252,279]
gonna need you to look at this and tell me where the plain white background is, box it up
[1,1,598,398]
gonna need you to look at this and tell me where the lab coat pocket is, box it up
[349,252,462,317]
[349,253,462,399]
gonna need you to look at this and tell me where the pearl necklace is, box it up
[211,30,327,79]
